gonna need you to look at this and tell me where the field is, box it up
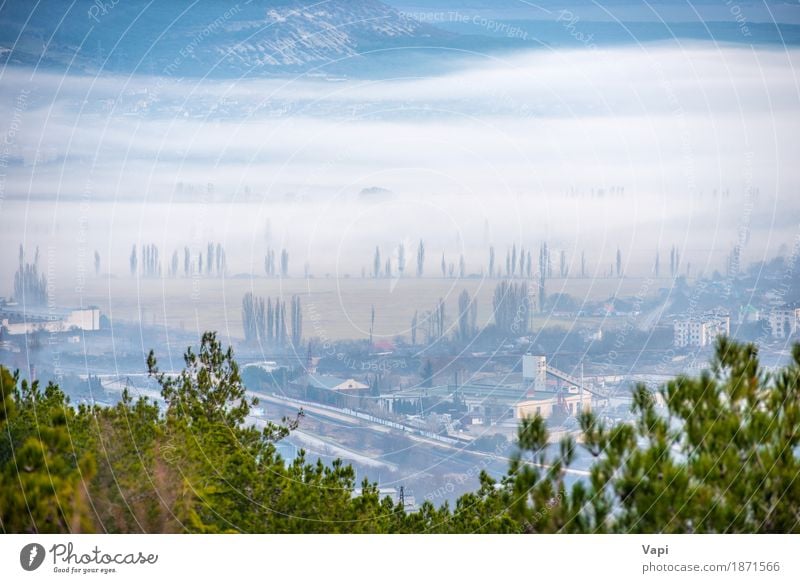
[55,275,672,341]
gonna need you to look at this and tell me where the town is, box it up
[3,237,797,505]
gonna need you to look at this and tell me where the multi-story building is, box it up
[769,305,800,339]
[522,354,547,391]
[673,313,730,348]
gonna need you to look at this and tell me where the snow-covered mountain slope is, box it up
[0,0,453,77]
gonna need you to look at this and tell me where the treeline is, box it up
[264,248,289,277]
[1,335,798,533]
[104,240,696,281]
[407,282,527,346]
[456,289,478,343]
[242,293,302,346]
[13,245,48,305]
[364,239,695,281]
[408,289,476,345]
[492,281,532,336]
[367,240,421,278]
[128,241,228,278]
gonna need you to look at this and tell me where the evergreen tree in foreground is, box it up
[1,336,798,533]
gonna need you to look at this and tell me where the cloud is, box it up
[1,44,798,279]
[2,44,798,196]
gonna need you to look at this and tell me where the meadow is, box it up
[54,275,666,341]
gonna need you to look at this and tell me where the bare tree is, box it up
[281,249,289,277]
[130,245,137,276]
[373,246,381,278]
[397,242,406,277]
[492,280,531,336]
[369,305,375,352]
[13,245,47,305]
[428,297,446,340]
[539,242,548,312]
[416,239,425,277]
[511,244,517,277]
[457,289,478,342]
[291,295,302,347]
[242,292,266,343]
[265,248,276,277]
[267,298,274,342]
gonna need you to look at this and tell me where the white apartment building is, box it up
[674,313,730,348]
[769,306,800,339]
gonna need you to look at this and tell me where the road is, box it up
[251,390,591,477]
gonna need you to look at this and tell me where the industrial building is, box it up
[515,390,591,420]
[380,355,599,426]
[0,307,101,335]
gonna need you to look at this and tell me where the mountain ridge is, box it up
[0,0,454,77]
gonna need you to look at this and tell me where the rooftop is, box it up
[301,374,369,391]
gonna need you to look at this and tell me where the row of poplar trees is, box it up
[242,292,302,347]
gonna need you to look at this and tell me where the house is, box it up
[292,373,370,407]
[304,374,369,392]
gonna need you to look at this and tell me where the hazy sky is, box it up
[1,43,799,280]
[2,45,798,195]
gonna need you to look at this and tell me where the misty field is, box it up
[54,275,667,341]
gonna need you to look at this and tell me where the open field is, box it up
[53,275,675,341]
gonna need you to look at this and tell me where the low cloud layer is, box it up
[1,44,798,280]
